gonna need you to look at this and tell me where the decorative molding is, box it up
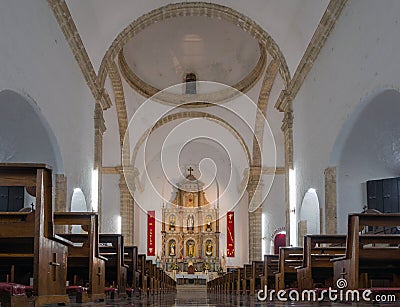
[252,60,280,166]
[102,166,123,174]
[47,0,112,110]
[275,0,348,112]
[98,2,290,90]
[262,167,285,175]
[106,61,130,166]
[118,44,267,104]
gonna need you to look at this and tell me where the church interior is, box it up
[1,0,400,306]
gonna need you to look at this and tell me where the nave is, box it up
[0,165,398,306]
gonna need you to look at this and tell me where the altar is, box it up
[176,273,207,285]
[161,168,221,275]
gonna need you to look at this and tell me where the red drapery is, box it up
[227,211,235,257]
[147,210,155,256]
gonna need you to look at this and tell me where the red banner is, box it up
[227,211,235,257]
[147,210,155,256]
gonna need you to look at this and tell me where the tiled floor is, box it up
[63,292,399,306]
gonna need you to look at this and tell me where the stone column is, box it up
[55,174,67,233]
[324,167,337,234]
[119,168,136,246]
[247,166,263,262]
[281,109,293,245]
[94,103,106,230]
[55,174,67,212]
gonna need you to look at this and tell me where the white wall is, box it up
[263,174,286,254]
[336,90,400,231]
[292,0,400,233]
[0,0,95,208]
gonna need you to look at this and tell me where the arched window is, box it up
[185,73,197,94]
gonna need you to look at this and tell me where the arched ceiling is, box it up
[121,15,261,90]
[65,0,329,75]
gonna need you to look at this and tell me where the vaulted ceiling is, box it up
[65,0,329,75]
[49,0,347,191]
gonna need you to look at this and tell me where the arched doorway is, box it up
[273,232,286,254]
[299,189,320,243]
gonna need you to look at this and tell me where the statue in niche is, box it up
[187,214,194,231]
[169,215,176,231]
[187,240,195,257]
[205,215,212,232]
[205,241,213,257]
[169,240,176,257]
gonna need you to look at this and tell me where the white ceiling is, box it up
[66,0,330,76]
[122,16,261,89]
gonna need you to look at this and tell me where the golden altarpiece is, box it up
[161,170,221,273]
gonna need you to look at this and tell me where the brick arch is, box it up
[130,111,251,169]
[98,2,291,89]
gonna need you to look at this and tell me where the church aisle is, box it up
[63,293,398,306]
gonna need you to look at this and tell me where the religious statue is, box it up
[187,214,194,231]
[187,240,195,257]
[169,240,176,257]
[205,215,212,232]
[221,254,226,272]
[205,240,213,257]
[169,215,176,231]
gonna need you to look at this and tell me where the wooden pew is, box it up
[332,213,400,290]
[54,212,106,303]
[231,269,240,295]
[236,268,244,294]
[137,254,147,295]
[241,264,252,294]
[297,234,346,291]
[124,245,138,294]
[0,163,70,306]
[262,254,278,290]
[99,234,128,298]
[275,247,303,291]
[250,261,264,295]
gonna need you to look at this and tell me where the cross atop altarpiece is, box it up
[187,167,194,176]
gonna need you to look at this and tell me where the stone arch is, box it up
[131,111,251,169]
[98,2,291,89]
[0,89,63,173]
[329,89,400,232]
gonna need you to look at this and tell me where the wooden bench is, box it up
[0,163,71,306]
[124,245,138,295]
[99,234,128,298]
[137,254,147,295]
[296,234,346,291]
[230,269,240,295]
[250,261,264,295]
[275,247,303,291]
[54,212,106,303]
[261,254,279,290]
[241,264,252,294]
[332,213,400,290]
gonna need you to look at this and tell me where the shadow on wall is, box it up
[329,89,400,232]
[0,89,63,173]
